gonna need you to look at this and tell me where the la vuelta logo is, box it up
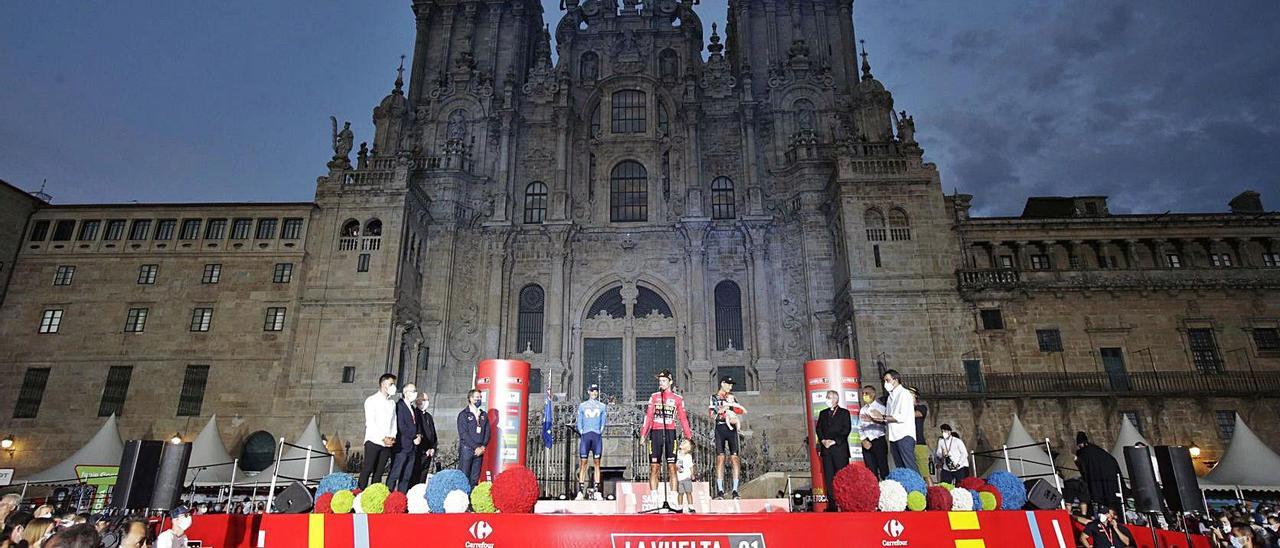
[611,533,766,548]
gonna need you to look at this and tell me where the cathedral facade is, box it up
[2,0,1278,479]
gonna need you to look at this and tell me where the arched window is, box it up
[611,90,647,134]
[580,51,600,81]
[865,209,886,241]
[364,219,383,237]
[888,208,912,241]
[659,49,679,80]
[590,105,602,138]
[714,281,743,350]
[516,284,545,353]
[711,176,735,220]
[795,99,816,131]
[588,287,626,318]
[524,182,548,224]
[657,102,670,136]
[635,286,672,318]
[610,161,648,222]
[341,219,361,237]
[447,109,468,141]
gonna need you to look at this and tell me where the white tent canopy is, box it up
[1110,416,1153,480]
[1201,414,1280,492]
[984,414,1063,486]
[238,417,333,487]
[185,415,237,486]
[22,415,124,483]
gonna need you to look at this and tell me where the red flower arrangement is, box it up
[383,491,408,514]
[977,484,1003,509]
[831,462,880,512]
[313,492,334,514]
[956,476,987,492]
[925,486,953,511]
[492,467,539,513]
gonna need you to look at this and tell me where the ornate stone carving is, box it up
[328,117,354,169]
[449,302,480,361]
[610,29,652,74]
[699,24,737,100]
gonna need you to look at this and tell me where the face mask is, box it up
[175,515,192,529]
[419,399,430,411]
[862,394,874,404]
[1230,536,1245,548]
[1098,514,1108,524]
[942,432,951,439]
[404,390,418,402]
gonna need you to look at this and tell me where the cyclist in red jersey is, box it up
[640,369,693,494]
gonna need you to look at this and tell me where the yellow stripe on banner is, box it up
[308,513,325,548]
[948,511,980,531]
[954,540,986,548]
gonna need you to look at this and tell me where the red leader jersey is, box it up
[641,390,693,439]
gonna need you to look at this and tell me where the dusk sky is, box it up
[2,1,1277,216]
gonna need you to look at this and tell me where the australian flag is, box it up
[541,389,554,449]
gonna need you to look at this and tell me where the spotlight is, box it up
[1,435,13,455]
[170,433,183,444]
[1189,443,1202,458]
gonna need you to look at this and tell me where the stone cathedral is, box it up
[2,0,1278,479]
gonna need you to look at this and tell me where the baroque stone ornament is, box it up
[699,24,737,99]
[328,116,354,169]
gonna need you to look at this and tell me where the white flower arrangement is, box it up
[950,487,974,511]
[878,479,908,512]
[406,484,430,514]
[444,489,471,513]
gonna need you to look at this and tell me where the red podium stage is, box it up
[181,509,1206,548]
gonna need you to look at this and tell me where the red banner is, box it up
[474,359,531,481]
[187,510,1114,548]
[803,358,861,511]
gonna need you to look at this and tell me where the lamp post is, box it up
[1,435,14,457]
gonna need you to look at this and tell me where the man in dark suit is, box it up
[387,383,423,492]
[457,388,490,486]
[409,392,438,486]
[816,389,852,511]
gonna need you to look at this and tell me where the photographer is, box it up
[1083,506,1132,547]
[933,424,970,484]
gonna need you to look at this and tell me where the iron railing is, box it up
[913,370,1280,399]
[957,267,1280,292]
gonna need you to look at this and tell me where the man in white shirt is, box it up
[871,369,917,469]
[359,373,399,488]
[154,505,192,548]
[934,424,970,484]
[858,386,890,479]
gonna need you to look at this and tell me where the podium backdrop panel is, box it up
[802,359,861,512]
[474,359,531,482]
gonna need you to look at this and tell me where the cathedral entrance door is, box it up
[584,338,624,401]
[581,285,680,402]
[635,337,676,397]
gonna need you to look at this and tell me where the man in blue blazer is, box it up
[386,383,424,492]
[457,388,490,486]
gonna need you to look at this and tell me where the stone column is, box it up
[1068,240,1086,269]
[745,224,778,385]
[1013,241,1030,270]
[1124,239,1142,269]
[684,223,713,382]
[620,282,638,399]
[1090,239,1108,269]
[983,242,997,269]
[1040,240,1057,269]
[1231,238,1253,267]
[1151,238,1169,267]
[543,226,571,383]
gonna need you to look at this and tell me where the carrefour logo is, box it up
[881,520,908,546]
[466,520,495,548]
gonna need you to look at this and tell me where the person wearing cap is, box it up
[708,376,746,499]
[640,369,692,496]
[153,506,192,548]
[575,384,609,500]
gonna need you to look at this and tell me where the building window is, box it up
[29,220,50,241]
[873,244,882,268]
[1263,253,1280,267]
[190,307,213,332]
[865,209,886,241]
[125,308,148,333]
[1252,327,1280,352]
[78,220,100,241]
[98,366,133,417]
[39,309,63,334]
[281,218,304,239]
[202,264,221,284]
[1036,329,1063,352]
[980,309,1005,330]
[609,160,648,222]
[580,51,599,81]
[231,218,252,240]
[714,281,744,351]
[137,264,158,285]
[341,366,356,384]
[524,182,548,224]
[273,263,293,283]
[1030,254,1051,270]
[178,219,202,240]
[516,284,545,353]
[128,219,152,241]
[611,90,647,134]
[264,307,287,331]
[529,368,543,395]
[205,218,228,240]
[1188,328,1223,373]
[659,48,679,80]
[1121,411,1144,435]
[357,253,370,272]
[1069,256,1082,269]
[1099,255,1120,269]
[177,365,210,416]
[1209,253,1233,267]
[13,368,51,419]
[711,177,735,220]
[1166,254,1182,268]
[52,220,76,241]
[1215,410,1236,440]
[255,218,278,240]
[104,220,126,241]
[154,219,176,240]
[53,265,75,286]
[999,255,1015,269]
[888,209,911,241]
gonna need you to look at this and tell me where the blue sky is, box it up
[2,1,1278,215]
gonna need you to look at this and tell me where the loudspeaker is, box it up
[1023,478,1063,510]
[150,442,192,512]
[271,481,314,514]
[1155,446,1203,513]
[112,440,164,510]
[1124,446,1162,513]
